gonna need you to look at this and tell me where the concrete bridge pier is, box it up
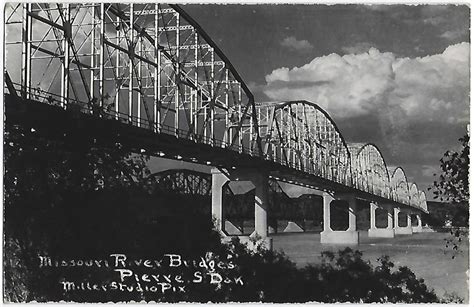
[421,220,435,232]
[211,167,272,250]
[211,168,228,234]
[249,171,270,244]
[394,207,413,235]
[321,193,359,244]
[412,213,423,233]
[368,202,395,238]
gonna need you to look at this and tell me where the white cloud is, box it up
[280,36,314,53]
[263,43,470,182]
[264,47,397,118]
[263,43,470,124]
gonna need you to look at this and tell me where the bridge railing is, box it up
[4,2,428,213]
[5,75,428,213]
[5,82,254,154]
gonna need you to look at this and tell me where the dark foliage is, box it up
[212,245,439,303]
[4,123,445,303]
[431,134,469,205]
[424,201,469,228]
[429,133,469,257]
[3,123,223,302]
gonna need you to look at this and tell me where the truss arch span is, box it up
[5,3,261,155]
[5,3,430,213]
[256,100,351,186]
[419,191,428,212]
[389,167,410,205]
[408,182,420,208]
[348,143,391,199]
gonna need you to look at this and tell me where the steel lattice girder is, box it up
[256,101,351,187]
[388,167,410,206]
[408,183,420,208]
[348,143,391,199]
[4,3,428,213]
[256,101,427,212]
[419,191,428,211]
[148,169,211,196]
[5,3,262,155]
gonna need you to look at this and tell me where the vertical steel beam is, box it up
[115,9,120,119]
[21,3,32,99]
[238,84,242,153]
[61,3,70,108]
[99,3,105,109]
[174,12,180,137]
[297,105,302,170]
[286,108,291,167]
[289,104,298,169]
[21,3,32,100]
[154,5,161,133]
[249,99,254,155]
[302,106,308,171]
[258,105,264,155]
[324,119,328,178]
[210,48,215,145]
[270,108,276,162]
[188,45,194,140]
[279,109,283,163]
[295,105,299,169]
[224,69,229,145]
[137,37,142,127]
[312,113,317,174]
[193,32,198,138]
[90,4,96,106]
[304,106,308,171]
[128,4,134,124]
[315,110,320,174]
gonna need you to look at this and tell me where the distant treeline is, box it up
[424,201,468,227]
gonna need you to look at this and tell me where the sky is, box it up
[4,3,469,200]
[162,3,470,200]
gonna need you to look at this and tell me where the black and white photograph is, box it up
[2,1,470,303]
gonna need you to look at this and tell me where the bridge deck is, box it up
[5,94,424,212]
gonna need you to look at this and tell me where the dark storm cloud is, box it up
[183,4,469,81]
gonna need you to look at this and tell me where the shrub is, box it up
[3,124,448,303]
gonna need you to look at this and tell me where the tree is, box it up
[3,122,150,301]
[3,122,458,303]
[431,133,469,205]
[3,122,226,302]
[429,133,469,257]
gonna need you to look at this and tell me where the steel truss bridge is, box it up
[4,3,428,244]
[148,169,324,234]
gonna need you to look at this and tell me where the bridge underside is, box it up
[4,3,430,251]
[6,95,258,167]
[6,95,421,212]
[7,97,432,251]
